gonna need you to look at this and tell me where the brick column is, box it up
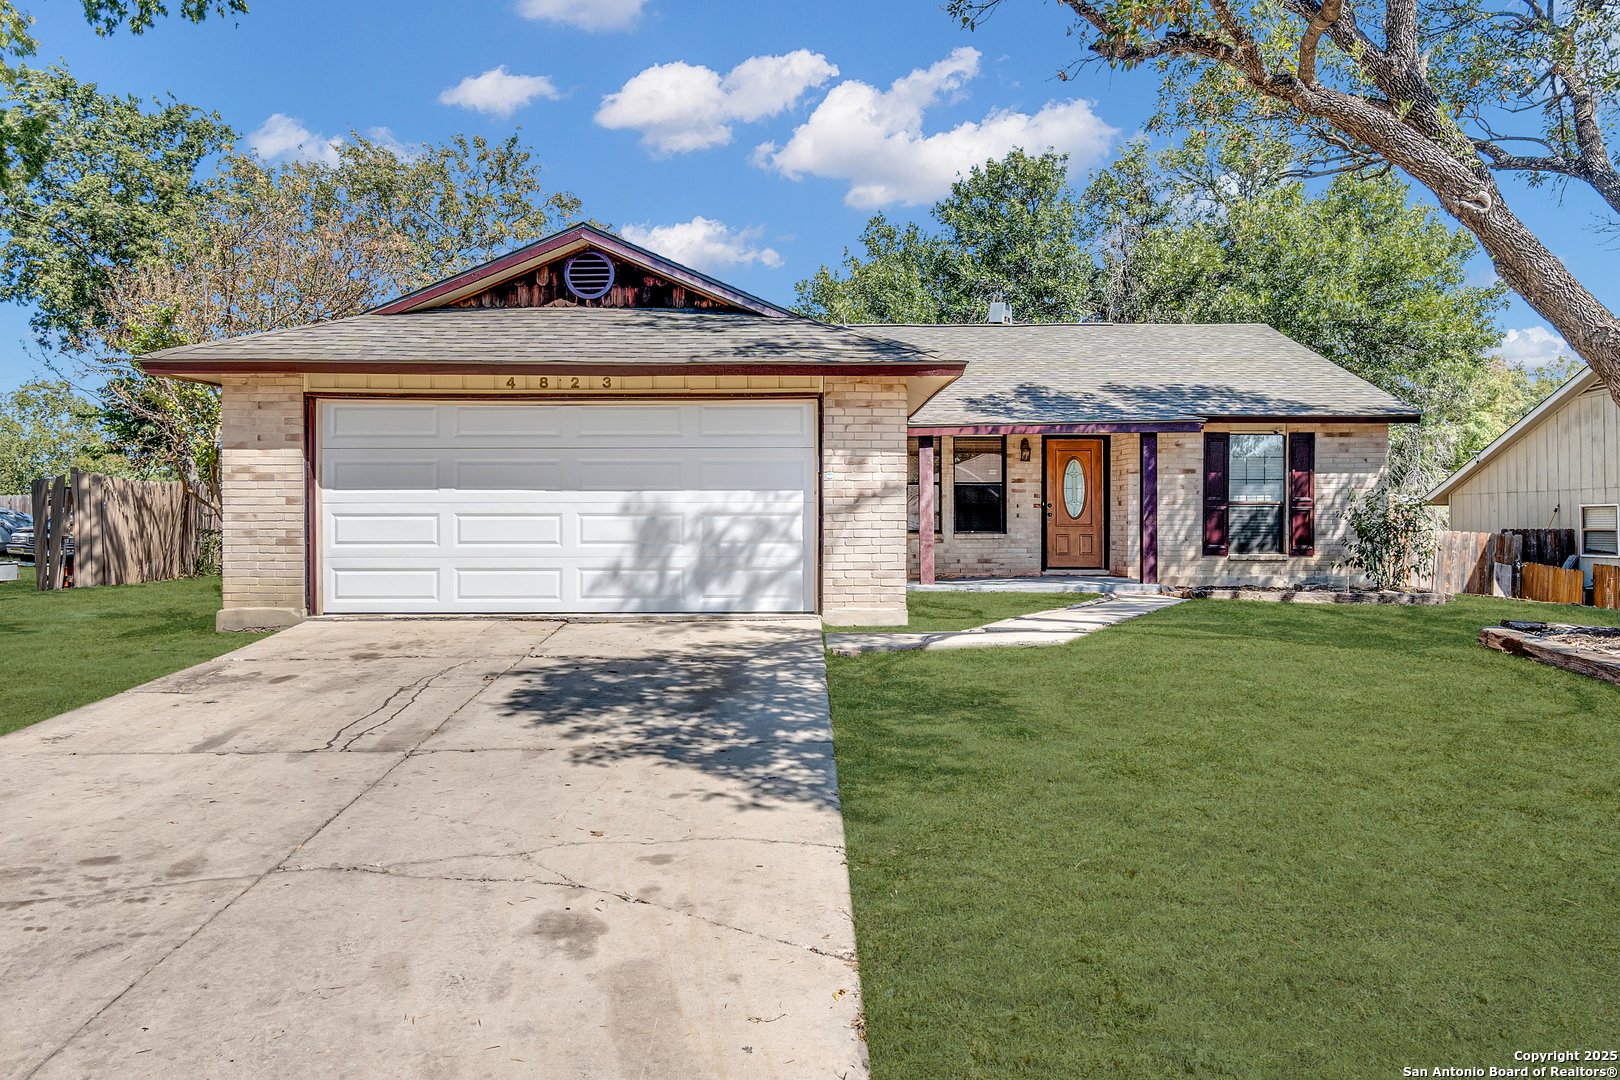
[217,375,307,631]
[822,377,908,625]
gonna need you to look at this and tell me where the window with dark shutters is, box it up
[1203,432,1229,556]
[1288,432,1315,556]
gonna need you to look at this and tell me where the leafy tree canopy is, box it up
[0,0,246,185]
[800,143,1525,483]
[794,149,1091,324]
[72,129,582,511]
[0,67,233,347]
[0,378,115,493]
[946,0,1620,409]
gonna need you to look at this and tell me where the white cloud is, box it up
[619,216,784,272]
[595,50,838,155]
[1493,326,1574,367]
[439,66,560,117]
[756,46,1117,207]
[248,114,342,166]
[365,127,420,160]
[518,0,647,32]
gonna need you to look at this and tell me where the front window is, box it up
[1228,433,1285,553]
[953,436,1006,533]
[1583,505,1618,556]
[908,437,940,533]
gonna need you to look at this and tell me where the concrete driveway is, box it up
[1,617,865,1080]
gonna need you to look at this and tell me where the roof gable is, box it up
[1427,365,1602,504]
[371,223,792,318]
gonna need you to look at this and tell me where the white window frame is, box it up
[1580,503,1619,557]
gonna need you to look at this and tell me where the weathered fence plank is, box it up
[1597,564,1620,610]
[1521,562,1585,605]
[21,472,216,591]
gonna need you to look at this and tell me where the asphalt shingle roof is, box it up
[141,308,945,369]
[866,323,1419,424]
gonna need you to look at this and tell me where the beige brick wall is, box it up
[220,375,306,615]
[1157,423,1388,586]
[907,435,1043,577]
[822,377,909,624]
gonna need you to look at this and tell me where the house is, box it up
[1428,365,1618,587]
[139,223,1415,631]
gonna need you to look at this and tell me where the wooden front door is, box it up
[1045,439,1105,569]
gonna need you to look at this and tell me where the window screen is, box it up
[1584,505,1618,556]
[908,437,940,533]
[1228,434,1285,553]
[953,436,1006,533]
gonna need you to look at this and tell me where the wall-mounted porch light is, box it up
[1019,437,1032,462]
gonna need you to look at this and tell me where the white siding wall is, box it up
[1447,383,1619,535]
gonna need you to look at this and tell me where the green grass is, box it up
[824,591,1090,634]
[0,564,269,736]
[828,594,1620,1079]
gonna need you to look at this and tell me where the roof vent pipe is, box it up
[986,301,1012,325]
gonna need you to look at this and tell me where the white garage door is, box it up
[317,400,817,614]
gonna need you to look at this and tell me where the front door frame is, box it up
[1040,435,1110,571]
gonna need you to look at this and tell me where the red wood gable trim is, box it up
[371,225,791,317]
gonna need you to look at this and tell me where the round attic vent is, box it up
[564,251,615,300]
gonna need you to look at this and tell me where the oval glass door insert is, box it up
[1062,458,1086,518]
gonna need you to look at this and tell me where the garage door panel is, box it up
[577,513,684,546]
[578,406,684,437]
[330,513,440,547]
[327,403,439,442]
[454,568,562,601]
[698,404,812,438]
[452,405,562,438]
[330,568,440,602]
[700,512,804,546]
[454,514,562,547]
[318,401,815,614]
[452,458,564,490]
[328,458,440,491]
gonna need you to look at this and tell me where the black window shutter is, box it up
[1203,433,1229,556]
[1288,432,1315,556]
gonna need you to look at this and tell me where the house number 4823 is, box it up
[504,376,613,389]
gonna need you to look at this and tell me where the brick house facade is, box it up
[142,226,1415,629]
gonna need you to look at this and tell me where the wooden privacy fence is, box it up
[0,493,29,514]
[1598,564,1620,610]
[1522,562,1585,605]
[28,470,218,591]
[1419,527,1616,608]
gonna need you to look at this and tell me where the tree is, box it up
[0,379,109,493]
[75,132,583,511]
[1081,138,1509,484]
[0,67,233,346]
[795,149,1090,323]
[947,0,1620,411]
[0,0,246,188]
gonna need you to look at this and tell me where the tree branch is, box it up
[1297,0,1344,85]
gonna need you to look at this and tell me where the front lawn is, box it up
[829,594,1620,1078]
[0,566,268,736]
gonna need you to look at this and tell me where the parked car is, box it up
[4,525,73,562]
[0,508,30,551]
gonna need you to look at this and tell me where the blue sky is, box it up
[2,0,1611,392]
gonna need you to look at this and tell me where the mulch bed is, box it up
[1187,586,1447,605]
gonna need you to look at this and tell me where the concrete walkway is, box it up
[825,594,1186,656]
[908,575,1173,596]
[1,618,865,1080]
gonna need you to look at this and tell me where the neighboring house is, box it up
[140,223,1414,631]
[1428,365,1619,587]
